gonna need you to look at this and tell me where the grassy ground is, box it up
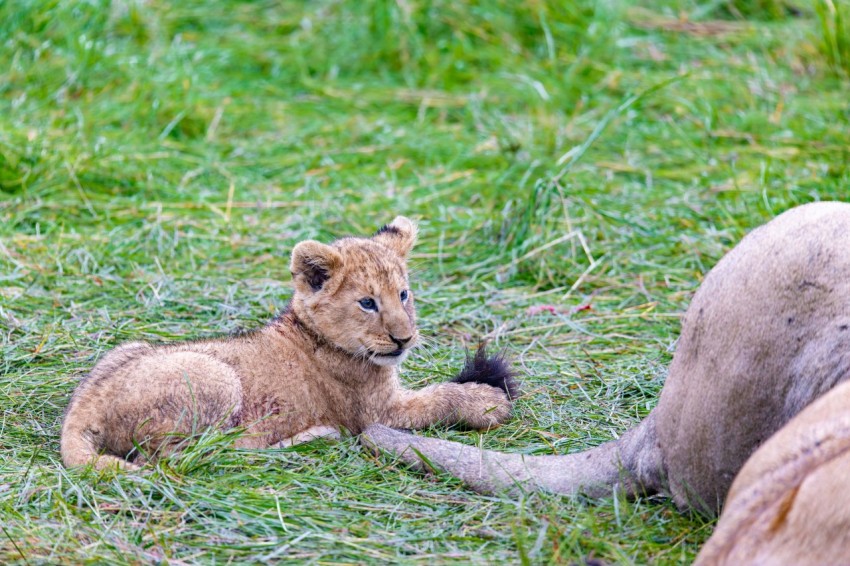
[1,0,848,563]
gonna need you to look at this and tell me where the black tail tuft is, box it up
[450,346,519,400]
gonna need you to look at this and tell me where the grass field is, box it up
[1,0,849,563]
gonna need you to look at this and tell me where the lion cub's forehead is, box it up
[337,238,408,289]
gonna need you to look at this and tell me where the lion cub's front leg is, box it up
[386,349,518,430]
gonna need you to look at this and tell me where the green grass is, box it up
[816,0,850,76]
[1,0,848,563]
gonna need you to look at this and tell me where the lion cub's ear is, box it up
[290,241,344,292]
[373,216,418,258]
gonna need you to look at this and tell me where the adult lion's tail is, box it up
[362,411,665,498]
[369,345,664,497]
[450,347,520,400]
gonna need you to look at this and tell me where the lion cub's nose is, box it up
[390,335,413,348]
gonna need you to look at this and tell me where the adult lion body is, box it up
[364,202,850,560]
[61,217,517,470]
[694,378,850,564]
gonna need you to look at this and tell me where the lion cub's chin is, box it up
[370,349,411,367]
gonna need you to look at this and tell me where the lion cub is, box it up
[61,216,517,470]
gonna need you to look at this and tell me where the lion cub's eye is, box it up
[400,289,409,303]
[358,298,378,312]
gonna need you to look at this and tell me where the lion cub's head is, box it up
[289,216,419,367]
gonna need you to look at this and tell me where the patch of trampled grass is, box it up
[1,0,849,563]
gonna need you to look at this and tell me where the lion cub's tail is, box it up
[61,426,138,471]
[59,407,139,470]
[60,397,140,471]
[60,342,154,471]
[450,346,520,399]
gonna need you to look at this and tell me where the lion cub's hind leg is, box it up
[122,351,243,463]
[61,348,243,469]
[277,425,342,448]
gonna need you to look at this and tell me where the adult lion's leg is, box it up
[694,380,850,565]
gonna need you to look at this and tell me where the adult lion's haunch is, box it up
[363,201,850,560]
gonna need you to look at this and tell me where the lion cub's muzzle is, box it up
[368,332,417,366]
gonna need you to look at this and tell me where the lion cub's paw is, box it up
[451,347,519,429]
[466,383,514,429]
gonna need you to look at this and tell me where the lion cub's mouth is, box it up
[370,348,405,358]
[361,345,411,366]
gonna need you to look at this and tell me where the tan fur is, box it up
[363,201,850,536]
[61,216,513,469]
[695,379,850,564]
